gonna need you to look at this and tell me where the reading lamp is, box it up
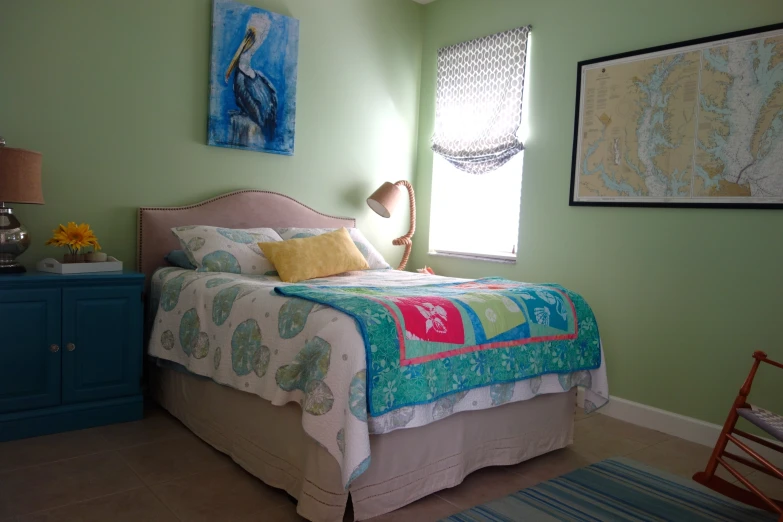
[0,137,44,273]
[366,180,415,270]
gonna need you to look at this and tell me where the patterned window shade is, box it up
[431,26,531,175]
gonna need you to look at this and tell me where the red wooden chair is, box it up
[693,351,783,520]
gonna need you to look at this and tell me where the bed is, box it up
[138,190,608,522]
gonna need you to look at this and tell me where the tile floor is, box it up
[0,405,780,522]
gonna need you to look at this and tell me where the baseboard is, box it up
[599,395,783,468]
[0,395,144,442]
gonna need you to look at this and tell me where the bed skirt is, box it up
[152,366,575,521]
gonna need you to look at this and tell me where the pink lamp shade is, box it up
[367,181,404,219]
[0,147,44,204]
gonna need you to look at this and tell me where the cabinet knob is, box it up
[66,343,76,352]
[50,344,60,353]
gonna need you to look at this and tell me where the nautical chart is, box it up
[571,25,783,207]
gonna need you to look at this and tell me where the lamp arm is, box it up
[391,180,416,270]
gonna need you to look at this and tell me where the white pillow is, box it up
[274,227,391,269]
[171,226,283,274]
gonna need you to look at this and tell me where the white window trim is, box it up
[429,249,517,264]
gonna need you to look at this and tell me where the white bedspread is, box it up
[148,268,608,487]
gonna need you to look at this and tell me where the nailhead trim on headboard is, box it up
[137,189,356,272]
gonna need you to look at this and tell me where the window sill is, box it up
[428,250,517,264]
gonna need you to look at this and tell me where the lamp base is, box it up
[0,264,26,274]
[0,205,31,274]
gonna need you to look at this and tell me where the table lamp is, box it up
[367,180,415,270]
[0,137,44,273]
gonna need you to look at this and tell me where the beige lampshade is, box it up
[367,181,403,218]
[0,146,44,204]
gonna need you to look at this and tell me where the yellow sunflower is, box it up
[46,222,101,253]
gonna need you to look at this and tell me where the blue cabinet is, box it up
[62,286,143,404]
[0,272,144,441]
[0,288,61,414]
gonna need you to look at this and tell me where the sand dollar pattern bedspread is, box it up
[148,269,609,488]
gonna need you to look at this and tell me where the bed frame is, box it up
[138,190,576,522]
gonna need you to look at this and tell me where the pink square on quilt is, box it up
[389,297,465,344]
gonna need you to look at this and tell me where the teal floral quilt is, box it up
[276,278,602,416]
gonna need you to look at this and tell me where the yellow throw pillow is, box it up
[259,228,370,283]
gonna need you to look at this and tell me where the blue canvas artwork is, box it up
[208,0,299,155]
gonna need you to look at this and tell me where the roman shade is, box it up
[431,26,531,175]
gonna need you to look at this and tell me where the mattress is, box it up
[147,268,608,488]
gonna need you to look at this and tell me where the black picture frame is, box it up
[569,22,783,209]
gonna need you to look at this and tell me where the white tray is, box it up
[37,257,124,274]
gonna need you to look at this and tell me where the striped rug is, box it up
[440,457,776,521]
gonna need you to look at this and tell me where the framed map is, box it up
[570,23,783,208]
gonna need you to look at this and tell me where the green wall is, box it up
[3,0,781,426]
[412,0,783,425]
[0,0,422,268]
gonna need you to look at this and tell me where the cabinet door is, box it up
[0,288,62,413]
[62,285,142,403]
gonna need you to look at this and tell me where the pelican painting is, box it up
[208,0,299,155]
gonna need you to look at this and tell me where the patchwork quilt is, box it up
[277,278,602,416]
[148,268,608,489]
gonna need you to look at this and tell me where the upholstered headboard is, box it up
[137,190,355,289]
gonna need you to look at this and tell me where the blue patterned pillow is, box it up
[165,250,196,269]
[171,226,283,274]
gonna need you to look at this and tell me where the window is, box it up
[429,153,522,260]
[428,26,531,262]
